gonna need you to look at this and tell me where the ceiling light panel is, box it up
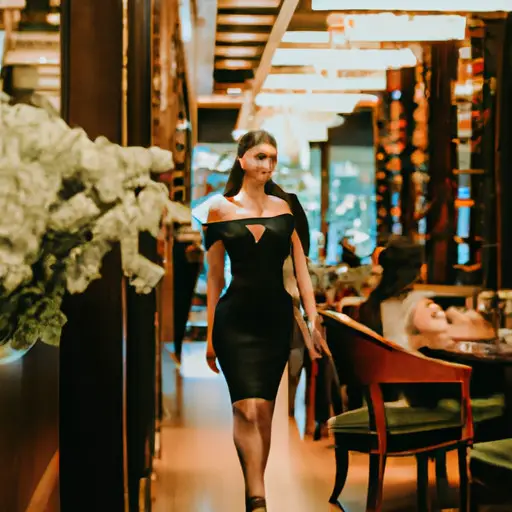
[283,14,466,43]
[255,92,378,112]
[215,46,262,58]
[217,14,276,25]
[263,72,386,91]
[215,59,257,70]
[272,48,417,70]
[218,0,280,7]
[216,32,268,43]
[311,0,512,11]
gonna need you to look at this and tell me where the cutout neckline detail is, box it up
[245,224,267,244]
[203,212,292,226]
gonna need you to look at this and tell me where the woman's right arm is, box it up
[206,240,225,347]
[205,205,225,373]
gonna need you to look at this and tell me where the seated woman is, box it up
[358,237,494,352]
[348,236,495,410]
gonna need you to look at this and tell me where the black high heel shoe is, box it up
[246,496,267,511]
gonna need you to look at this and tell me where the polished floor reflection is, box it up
[153,343,463,511]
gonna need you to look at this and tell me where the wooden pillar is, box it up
[59,1,127,511]
[319,140,330,262]
[493,15,512,289]
[375,67,418,241]
[126,0,157,509]
[426,41,459,285]
[396,67,416,237]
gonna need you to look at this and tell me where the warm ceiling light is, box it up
[282,31,330,44]
[327,14,466,42]
[215,46,262,58]
[263,72,386,91]
[217,14,275,25]
[254,92,378,112]
[311,0,512,11]
[218,0,279,7]
[272,48,417,70]
[215,59,256,70]
[216,32,268,43]
[46,12,60,25]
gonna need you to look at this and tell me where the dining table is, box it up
[424,339,512,432]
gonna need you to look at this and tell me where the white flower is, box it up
[0,97,190,351]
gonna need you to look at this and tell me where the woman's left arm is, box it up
[292,230,317,322]
[292,230,330,357]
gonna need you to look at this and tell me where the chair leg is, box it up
[416,454,430,512]
[434,451,451,506]
[366,453,387,512]
[458,444,469,512]
[329,447,349,506]
[469,482,479,512]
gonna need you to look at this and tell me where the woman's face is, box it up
[239,143,277,184]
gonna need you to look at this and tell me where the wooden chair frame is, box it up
[319,310,474,512]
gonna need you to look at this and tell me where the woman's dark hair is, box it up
[224,130,290,203]
[358,236,424,334]
[223,130,311,254]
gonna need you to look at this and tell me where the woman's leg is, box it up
[232,398,276,499]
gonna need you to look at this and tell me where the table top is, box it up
[428,341,512,364]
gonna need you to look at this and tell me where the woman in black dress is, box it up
[203,130,327,511]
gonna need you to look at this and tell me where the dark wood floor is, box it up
[153,343,467,512]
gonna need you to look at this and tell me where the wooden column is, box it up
[59,1,126,511]
[126,0,157,510]
[375,67,418,241]
[319,140,330,262]
[493,15,512,289]
[426,41,459,285]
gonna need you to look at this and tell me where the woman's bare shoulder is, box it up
[207,195,231,223]
[267,194,292,214]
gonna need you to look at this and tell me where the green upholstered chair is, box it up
[320,311,474,512]
[470,438,512,510]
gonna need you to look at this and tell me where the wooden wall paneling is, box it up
[0,344,59,512]
[59,1,126,510]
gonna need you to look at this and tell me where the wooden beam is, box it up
[198,94,243,108]
[235,0,300,131]
[216,32,268,43]
[215,46,262,58]
[217,0,280,8]
[215,58,257,69]
[217,14,276,25]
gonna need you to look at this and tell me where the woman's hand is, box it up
[206,343,220,374]
[306,317,332,360]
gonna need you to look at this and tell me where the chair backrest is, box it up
[320,310,474,444]
[320,310,471,387]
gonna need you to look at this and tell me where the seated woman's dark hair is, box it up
[358,236,424,334]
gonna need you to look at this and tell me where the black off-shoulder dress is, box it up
[204,213,295,403]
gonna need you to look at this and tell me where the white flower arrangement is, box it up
[0,93,190,356]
